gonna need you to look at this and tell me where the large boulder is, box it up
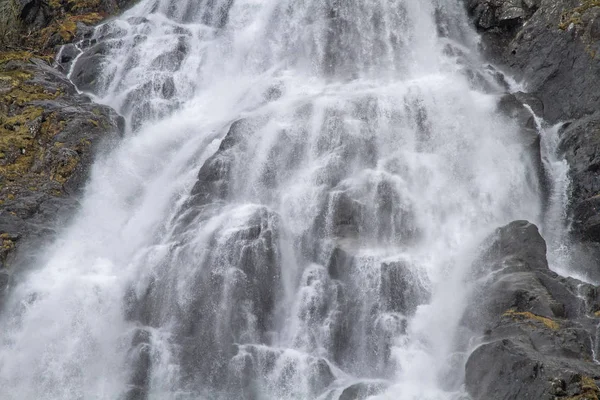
[464,220,600,400]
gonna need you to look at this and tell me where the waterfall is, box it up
[0,1,557,399]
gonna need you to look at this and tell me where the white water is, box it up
[0,1,564,399]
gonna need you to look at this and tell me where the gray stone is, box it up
[463,220,600,400]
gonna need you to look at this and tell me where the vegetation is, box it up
[502,308,560,330]
[560,0,600,30]
[0,0,21,48]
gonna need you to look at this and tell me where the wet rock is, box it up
[0,52,122,304]
[18,0,52,31]
[328,191,364,239]
[229,345,336,398]
[468,0,600,123]
[325,246,427,376]
[338,381,388,400]
[70,42,110,93]
[381,261,430,315]
[125,328,152,400]
[126,204,283,392]
[55,43,81,74]
[190,118,264,206]
[558,112,600,241]
[464,220,600,400]
[468,0,600,245]
[497,92,537,132]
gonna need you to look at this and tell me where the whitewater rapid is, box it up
[0,1,567,399]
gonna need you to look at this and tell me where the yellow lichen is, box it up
[560,1,600,30]
[0,51,33,64]
[58,18,77,41]
[71,12,105,24]
[564,376,600,400]
[0,107,44,179]
[51,154,80,184]
[503,309,560,330]
[68,0,101,12]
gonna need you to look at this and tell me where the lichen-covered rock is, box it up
[1,0,134,54]
[464,220,600,400]
[0,51,123,301]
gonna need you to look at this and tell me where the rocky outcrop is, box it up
[466,0,600,241]
[464,220,600,400]
[1,0,133,54]
[0,0,132,302]
[0,51,123,302]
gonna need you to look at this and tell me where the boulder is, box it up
[464,220,600,400]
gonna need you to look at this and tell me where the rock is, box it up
[468,0,600,123]
[497,93,537,130]
[189,118,263,206]
[464,220,600,400]
[18,0,52,31]
[0,51,123,304]
[321,381,389,400]
[338,381,388,400]
[381,260,430,315]
[558,112,600,241]
[69,42,110,93]
[125,328,151,400]
[124,204,283,392]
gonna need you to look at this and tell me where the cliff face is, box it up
[467,0,600,242]
[465,1,600,398]
[0,0,129,302]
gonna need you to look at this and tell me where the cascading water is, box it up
[0,1,562,399]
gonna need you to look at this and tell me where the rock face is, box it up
[0,51,123,302]
[466,0,600,241]
[464,220,600,400]
[0,0,131,304]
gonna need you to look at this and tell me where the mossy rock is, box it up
[502,308,560,330]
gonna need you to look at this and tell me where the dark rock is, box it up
[190,118,264,206]
[335,381,388,400]
[55,44,81,74]
[0,53,122,303]
[497,93,536,130]
[328,191,364,239]
[381,261,429,315]
[126,328,152,400]
[468,0,600,123]
[18,0,51,31]
[70,42,111,93]
[464,220,600,400]
[125,203,283,392]
[558,112,600,241]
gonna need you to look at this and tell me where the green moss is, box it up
[52,153,79,184]
[0,107,43,179]
[0,51,33,65]
[58,18,77,41]
[48,0,63,9]
[503,309,560,330]
[0,0,21,47]
[564,376,600,400]
[68,0,100,12]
